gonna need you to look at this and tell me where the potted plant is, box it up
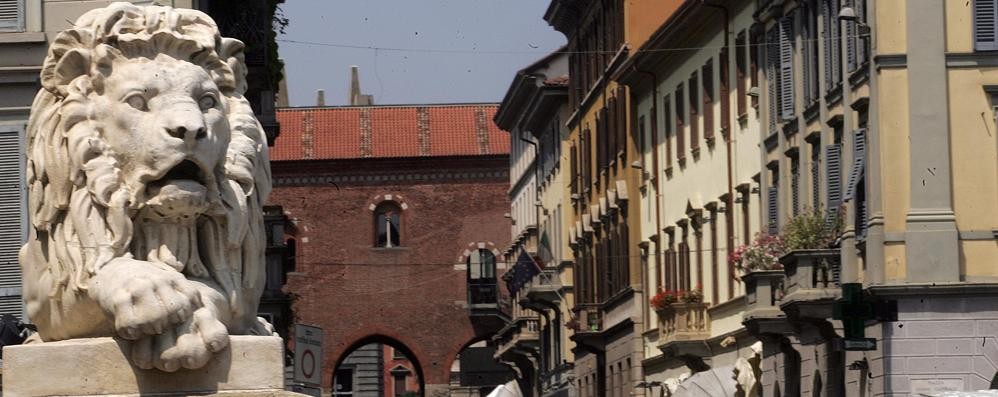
[730,233,786,315]
[680,284,704,304]
[779,208,842,298]
[650,289,678,313]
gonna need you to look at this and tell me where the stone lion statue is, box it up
[20,2,272,372]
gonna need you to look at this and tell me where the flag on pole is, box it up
[507,250,541,295]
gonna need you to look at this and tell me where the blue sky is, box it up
[277,0,567,107]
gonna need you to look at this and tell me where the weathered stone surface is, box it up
[21,1,274,374]
[2,336,287,397]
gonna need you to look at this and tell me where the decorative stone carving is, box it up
[20,2,272,373]
[733,342,763,397]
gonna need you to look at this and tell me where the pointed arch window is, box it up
[374,202,402,247]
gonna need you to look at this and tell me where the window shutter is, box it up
[766,27,780,133]
[812,149,821,210]
[779,17,795,120]
[800,7,813,104]
[825,144,843,226]
[0,0,23,31]
[822,0,833,89]
[844,128,867,201]
[791,161,800,217]
[0,129,23,317]
[976,0,998,51]
[856,0,868,63]
[767,186,779,235]
[846,17,857,72]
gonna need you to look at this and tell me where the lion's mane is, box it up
[23,2,271,333]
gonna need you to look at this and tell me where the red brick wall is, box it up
[268,156,511,387]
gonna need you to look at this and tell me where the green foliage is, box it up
[782,207,840,251]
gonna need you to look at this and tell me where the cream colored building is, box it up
[617,0,764,392]
[495,49,577,397]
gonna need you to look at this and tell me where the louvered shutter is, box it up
[822,0,833,89]
[0,0,23,32]
[825,144,843,227]
[0,129,23,317]
[779,17,795,120]
[846,15,857,72]
[767,186,779,235]
[812,150,821,210]
[800,6,813,104]
[856,0,868,64]
[844,128,867,201]
[976,0,998,51]
[766,27,780,133]
[792,162,800,216]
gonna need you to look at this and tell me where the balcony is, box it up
[572,303,603,334]
[523,270,561,304]
[742,270,786,321]
[493,317,540,361]
[469,283,509,328]
[656,302,710,347]
[779,249,841,319]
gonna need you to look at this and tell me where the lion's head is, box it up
[23,2,271,336]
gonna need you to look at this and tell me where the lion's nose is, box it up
[165,122,207,147]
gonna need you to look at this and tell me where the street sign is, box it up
[294,324,324,387]
[835,337,877,351]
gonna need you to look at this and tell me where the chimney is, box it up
[316,89,325,107]
[349,66,374,106]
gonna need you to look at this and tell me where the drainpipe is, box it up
[702,0,736,293]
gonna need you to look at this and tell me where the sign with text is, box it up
[294,324,324,387]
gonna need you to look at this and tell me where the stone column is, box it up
[904,0,959,282]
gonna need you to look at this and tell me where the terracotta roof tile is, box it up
[272,104,509,161]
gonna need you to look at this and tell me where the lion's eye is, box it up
[198,95,217,111]
[125,95,147,111]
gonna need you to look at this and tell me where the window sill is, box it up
[763,132,779,152]
[0,32,46,44]
[803,100,820,123]
[824,84,843,107]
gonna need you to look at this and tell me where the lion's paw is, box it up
[91,259,203,340]
[130,307,229,372]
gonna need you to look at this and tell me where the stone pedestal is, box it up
[2,335,302,397]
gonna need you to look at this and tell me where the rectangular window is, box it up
[976,0,998,51]
[750,28,761,108]
[709,208,719,304]
[394,374,407,397]
[766,27,781,134]
[679,225,690,290]
[719,47,731,137]
[823,0,843,90]
[736,31,748,116]
[811,140,822,210]
[616,86,627,160]
[689,71,700,151]
[767,166,780,235]
[676,84,686,162]
[802,3,820,104]
[778,16,795,120]
[0,0,24,32]
[664,95,673,168]
[638,115,647,170]
[702,58,715,141]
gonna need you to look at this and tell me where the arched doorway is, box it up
[333,336,425,397]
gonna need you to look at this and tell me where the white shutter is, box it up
[0,0,23,32]
[779,16,795,120]
[975,0,998,51]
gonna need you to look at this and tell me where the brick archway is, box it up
[331,333,427,395]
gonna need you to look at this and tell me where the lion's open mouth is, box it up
[160,160,204,184]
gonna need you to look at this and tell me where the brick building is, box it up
[268,103,515,396]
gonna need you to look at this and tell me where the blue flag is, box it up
[507,250,541,295]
